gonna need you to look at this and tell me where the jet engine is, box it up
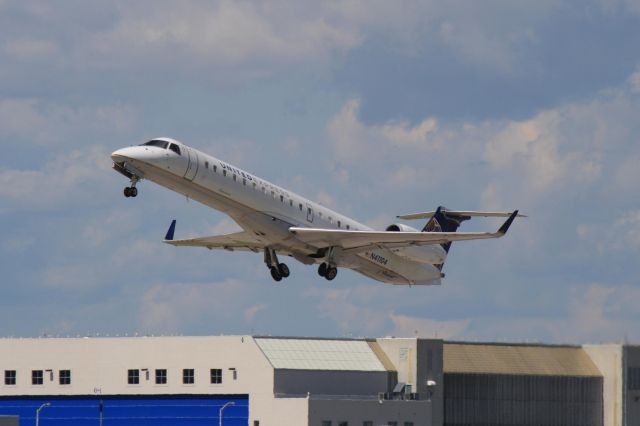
[385,223,420,233]
[385,223,447,264]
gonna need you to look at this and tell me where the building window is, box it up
[229,368,237,380]
[321,422,332,426]
[4,370,16,385]
[629,367,640,390]
[363,422,373,426]
[155,369,167,384]
[210,369,222,384]
[32,370,43,385]
[59,370,71,385]
[338,422,348,426]
[127,369,139,385]
[253,421,259,426]
[183,368,195,384]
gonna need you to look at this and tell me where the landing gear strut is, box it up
[265,248,289,282]
[123,176,140,198]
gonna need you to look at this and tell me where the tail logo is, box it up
[424,217,442,233]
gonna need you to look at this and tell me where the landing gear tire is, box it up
[278,263,290,278]
[324,266,338,281]
[123,187,138,198]
[270,266,283,282]
[318,262,328,277]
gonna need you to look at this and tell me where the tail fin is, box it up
[422,206,471,253]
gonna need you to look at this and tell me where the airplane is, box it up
[111,137,523,285]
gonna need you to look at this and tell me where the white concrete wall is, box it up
[0,336,273,397]
[584,344,623,426]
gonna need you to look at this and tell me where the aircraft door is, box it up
[184,147,199,181]
[306,204,314,223]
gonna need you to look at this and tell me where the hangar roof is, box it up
[444,342,601,377]
[255,337,386,371]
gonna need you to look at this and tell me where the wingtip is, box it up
[498,210,518,235]
[164,219,176,241]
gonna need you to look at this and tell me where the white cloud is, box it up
[138,279,249,333]
[4,39,59,60]
[0,98,135,145]
[0,146,113,209]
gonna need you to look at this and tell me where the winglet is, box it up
[165,220,176,241]
[497,210,518,235]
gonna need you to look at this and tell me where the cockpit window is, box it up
[141,140,169,149]
[169,143,181,155]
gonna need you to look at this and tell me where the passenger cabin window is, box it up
[243,178,247,185]
[223,170,227,177]
[169,143,181,155]
[233,174,237,181]
[205,161,209,169]
[141,140,169,149]
[346,225,350,230]
[338,220,341,228]
[299,203,303,211]
[289,199,293,207]
[213,165,217,173]
[280,195,284,203]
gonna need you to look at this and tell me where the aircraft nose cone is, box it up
[111,147,133,162]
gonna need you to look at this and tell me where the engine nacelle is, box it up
[385,223,420,233]
[385,223,447,264]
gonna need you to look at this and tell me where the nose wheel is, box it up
[123,176,140,198]
[123,186,138,198]
[318,262,337,281]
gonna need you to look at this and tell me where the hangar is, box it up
[0,335,638,426]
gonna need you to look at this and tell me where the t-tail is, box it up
[422,206,471,254]
[398,206,524,269]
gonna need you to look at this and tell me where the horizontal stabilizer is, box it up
[397,209,527,220]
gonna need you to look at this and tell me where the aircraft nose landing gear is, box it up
[123,176,140,198]
[265,248,289,282]
[123,186,138,198]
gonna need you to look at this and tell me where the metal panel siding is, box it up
[444,373,603,426]
[0,395,248,426]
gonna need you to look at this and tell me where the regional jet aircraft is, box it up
[111,138,522,284]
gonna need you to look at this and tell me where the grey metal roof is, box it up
[444,342,602,377]
[255,337,386,371]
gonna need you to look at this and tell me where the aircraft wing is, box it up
[162,220,265,252]
[289,210,518,252]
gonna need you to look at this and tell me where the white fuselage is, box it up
[112,138,445,285]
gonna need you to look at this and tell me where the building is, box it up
[0,335,638,426]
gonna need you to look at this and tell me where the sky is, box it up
[1,0,640,343]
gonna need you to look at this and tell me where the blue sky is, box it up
[1,0,640,343]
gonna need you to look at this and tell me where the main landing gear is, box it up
[318,262,338,281]
[265,248,289,282]
[123,176,139,198]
